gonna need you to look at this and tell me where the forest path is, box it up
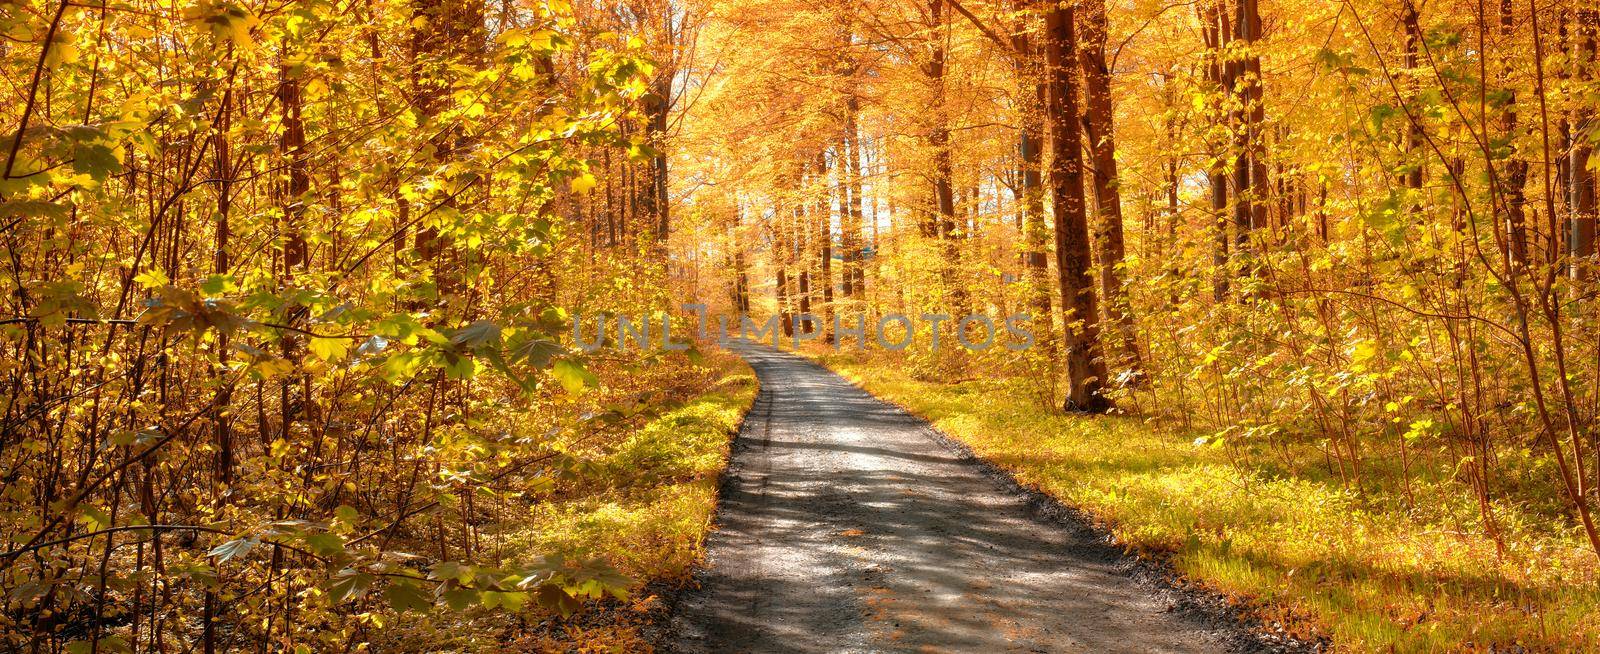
[667,343,1231,653]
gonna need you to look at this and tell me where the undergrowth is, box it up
[401,355,756,652]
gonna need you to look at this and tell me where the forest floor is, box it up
[667,343,1300,653]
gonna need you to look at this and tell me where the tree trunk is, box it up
[1498,0,1530,267]
[816,154,836,342]
[212,87,234,485]
[1161,73,1184,307]
[842,24,867,305]
[1200,1,1231,300]
[1044,3,1110,412]
[734,252,751,314]
[1078,0,1142,379]
[1013,25,1053,330]
[929,0,968,321]
[842,107,864,303]
[732,203,751,314]
[640,4,674,244]
[772,199,792,336]
[203,82,234,654]
[776,266,793,337]
[647,80,671,242]
[278,65,308,277]
[1572,10,1597,277]
[797,205,814,332]
[1231,0,1267,270]
[1401,1,1424,199]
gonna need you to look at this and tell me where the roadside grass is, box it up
[417,354,756,652]
[520,368,756,583]
[812,351,1600,653]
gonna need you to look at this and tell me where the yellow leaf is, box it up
[134,269,169,289]
[570,173,597,194]
[44,34,78,69]
[308,337,351,362]
[254,358,296,379]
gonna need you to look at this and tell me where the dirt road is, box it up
[668,344,1252,653]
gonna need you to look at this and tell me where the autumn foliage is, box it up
[6,0,1600,649]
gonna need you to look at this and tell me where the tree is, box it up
[1199,0,1231,300]
[1231,0,1267,270]
[1011,3,1053,338]
[1571,9,1597,277]
[928,0,969,324]
[1078,0,1141,378]
[1043,1,1109,411]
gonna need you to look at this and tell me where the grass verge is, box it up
[416,353,757,652]
[812,351,1599,653]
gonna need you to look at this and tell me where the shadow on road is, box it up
[668,343,1228,653]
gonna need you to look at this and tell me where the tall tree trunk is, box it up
[776,200,795,336]
[929,0,968,321]
[212,87,234,485]
[797,205,814,331]
[867,135,882,312]
[1401,1,1425,200]
[278,66,308,277]
[647,80,671,242]
[1161,72,1184,307]
[639,3,674,244]
[622,127,636,237]
[842,109,864,303]
[776,265,793,337]
[842,18,867,305]
[848,109,867,302]
[1200,1,1231,300]
[1044,2,1110,412]
[1231,0,1267,272]
[816,154,836,342]
[1572,9,1597,278]
[1557,10,1572,263]
[202,82,234,654]
[1078,0,1142,379]
[733,252,750,314]
[1497,0,1530,267]
[604,149,618,246]
[732,202,751,314]
[1013,28,1053,330]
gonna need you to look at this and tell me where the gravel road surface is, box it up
[668,343,1238,653]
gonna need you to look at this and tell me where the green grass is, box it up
[813,352,1600,653]
[520,370,757,582]
[416,356,757,652]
